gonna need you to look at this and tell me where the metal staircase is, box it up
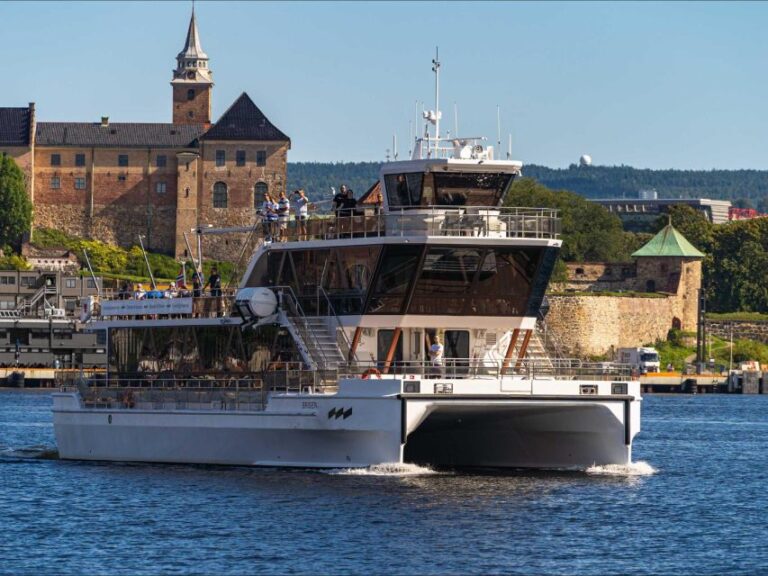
[274,287,349,371]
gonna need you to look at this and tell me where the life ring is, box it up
[361,368,382,379]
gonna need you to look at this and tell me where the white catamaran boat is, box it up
[53,58,641,469]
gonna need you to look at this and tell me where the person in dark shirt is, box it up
[341,188,358,217]
[333,185,348,216]
[205,266,222,297]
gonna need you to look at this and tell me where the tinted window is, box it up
[384,173,424,207]
[366,245,422,314]
[433,172,513,206]
[322,246,381,315]
[409,248,483,315]
[468,247,541,315]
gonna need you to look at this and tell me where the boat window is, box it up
[468,247,541,315]
[383,173,424,207]
[402,246,553,316]
[444,330,470,360]
[366,245,422,314]
[377,329,403,365]
[322,246,381,315]
[433,172,514,207]
[409,248,483,315]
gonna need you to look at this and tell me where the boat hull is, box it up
[53,384,639,470]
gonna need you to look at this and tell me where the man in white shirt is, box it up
[294,189,310,240]
[429,335,444,377]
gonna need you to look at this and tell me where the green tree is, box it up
[0,154,33,248]
[505,178,631,262]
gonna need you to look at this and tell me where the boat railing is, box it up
[339,358,632,381]
[259,206,559,242]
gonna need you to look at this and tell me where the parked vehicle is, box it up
[617,347,660,374]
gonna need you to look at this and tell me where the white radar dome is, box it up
[236,287,278,318]
[579,154,592,167]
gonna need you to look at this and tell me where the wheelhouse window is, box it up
[215,150,226,167]
[383,173,424,207]
[432,172,514,207]
[212,182,228,208]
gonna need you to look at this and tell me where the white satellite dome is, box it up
[579,154,593,167]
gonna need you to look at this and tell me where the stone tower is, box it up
[171,7,213,126]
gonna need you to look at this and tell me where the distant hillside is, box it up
[288,161,768,210]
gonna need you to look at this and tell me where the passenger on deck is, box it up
[429,335,444,377]
[341,188,358,217]
[134,284,146,300]
[277,191,290,242]
[205,267,222,298]
[294,189,309,240]
[259,193,278,242]
[333,185,348,216]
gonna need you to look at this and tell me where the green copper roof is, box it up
[632,224,705,258]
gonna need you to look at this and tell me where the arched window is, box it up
[254,182,268,208]
[187,88,195,101]
[213,182,228,208]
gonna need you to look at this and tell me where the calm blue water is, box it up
[1,390,767,575]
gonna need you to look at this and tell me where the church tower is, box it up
[171,7,213,125]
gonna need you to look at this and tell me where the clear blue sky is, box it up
[2,1,766,169]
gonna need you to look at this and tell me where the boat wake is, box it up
[585,461,657,477]
[0,446,59,460]
[324,462,442,477]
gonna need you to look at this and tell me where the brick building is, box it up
[0,9,290,260]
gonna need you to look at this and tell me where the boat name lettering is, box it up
[302,401,318,409]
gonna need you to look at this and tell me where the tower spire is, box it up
[171,5,213,124]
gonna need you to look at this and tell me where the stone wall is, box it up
[546,294,680,358]
[708,321,768,344]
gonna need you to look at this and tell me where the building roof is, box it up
[202,93,290,142]
[632,223,705,258]
[36,122,205,148]
[0,106,33,146]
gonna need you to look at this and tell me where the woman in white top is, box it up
[294,189,310,240]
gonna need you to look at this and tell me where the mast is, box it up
[431,47,441,156]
